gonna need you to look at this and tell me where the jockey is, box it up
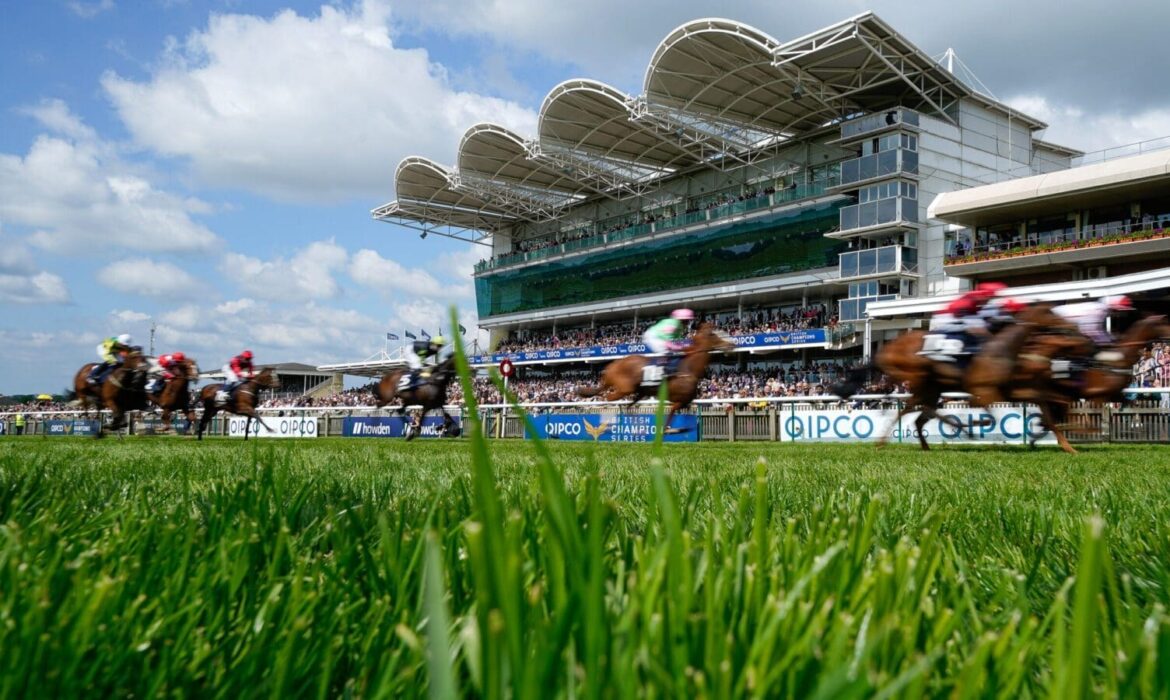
[1053,295,1134,361]
[148,351,186,393]
[924,282,1007,362]
[218,350,255,401]
[643,309,693,376]
[88,333,133,384]
[980,296,1027,334]
[406,336,445,388]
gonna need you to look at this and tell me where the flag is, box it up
[459,324,467,335]
[405,330,417,340]
[421,329,431,339]
[386,332,399,340]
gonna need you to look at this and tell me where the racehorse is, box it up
[832,305,1088,452]
[374,355,459,440]
[70,349,150,437]
[576,323,735,432]
[195,368,280,440]
[147,357,201,433]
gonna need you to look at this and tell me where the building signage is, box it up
[342,416,461,438]
[526,413,699,442]
[779,407,1054,444]
[470,329,826,365]
[44,419,102,436]
[227,416,318,438]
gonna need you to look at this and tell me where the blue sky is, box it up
[2,0,1168,394]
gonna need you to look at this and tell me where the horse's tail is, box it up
[830,364,873,400]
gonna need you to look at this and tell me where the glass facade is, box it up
[475,203,844,318]
[838,244,917,278]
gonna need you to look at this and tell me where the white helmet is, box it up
[117,333,133,345]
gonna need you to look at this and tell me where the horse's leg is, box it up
[197,404,213,441]
[914,408,933,451]
[243,414,251,441]
[877,399,919,448]
[1038,401,1076,454]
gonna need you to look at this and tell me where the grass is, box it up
[2,435,1169,698]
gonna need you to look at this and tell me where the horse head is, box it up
[183,358,200,380]
[254,368,281,389]
[692,323,736,354]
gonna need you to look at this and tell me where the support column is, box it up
[863,317,873,362]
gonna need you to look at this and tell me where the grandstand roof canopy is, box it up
[929,149,1170,226]
[376,12,1047,242]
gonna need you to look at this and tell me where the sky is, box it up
[2,0,1169,394]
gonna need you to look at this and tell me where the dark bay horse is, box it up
[147,357,200,433]
[576,323,735,432]
[70,349,150,437]
[374,356,458,440]
[196,368,280,440]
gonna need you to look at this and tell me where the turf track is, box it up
[2,437,1168,697]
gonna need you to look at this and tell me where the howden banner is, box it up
[527,413,699,442]
[342,416,461,438]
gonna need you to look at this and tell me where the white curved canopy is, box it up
[377,12,1047,240]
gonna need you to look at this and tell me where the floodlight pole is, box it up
[149,322,156,355]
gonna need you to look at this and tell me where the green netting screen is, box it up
[476,202,844,318]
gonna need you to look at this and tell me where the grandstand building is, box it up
[360,12,1169,387]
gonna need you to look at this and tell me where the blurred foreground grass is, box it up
[1,437,1168,697]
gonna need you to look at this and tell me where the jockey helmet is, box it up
[117,333,133,345]
[1000,298,1026,314]
[1105,295,1133,312]
[241,350,254,360]
[671,308,695,321]
[172,351,185,362]
[974,282,1007,298]
[431,336,445,346]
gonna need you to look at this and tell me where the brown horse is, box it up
[195,368,280,440]
[576,323,735,432]
[147,357,201,433]
[374,356,458,440]
[834,305,1087,452]
[68,349,149,437]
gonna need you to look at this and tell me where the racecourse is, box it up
[2,436,1169,697]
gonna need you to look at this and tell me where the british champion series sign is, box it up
[526,414,699,442]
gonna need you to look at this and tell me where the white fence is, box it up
[3,390,1169,443]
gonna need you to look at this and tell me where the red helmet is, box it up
[172,351,185,362]
[1000,298,1026,314]
[1105,295,1133,312]
[975,282,1008,298]
[241,350,254,360]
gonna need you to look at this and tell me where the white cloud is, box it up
[0,100,219,255]
[68,0,115,19]
[102,1,537,202]
[349,248,445,298]
[1007,95,1170,154]
[214,297,256,315]
[0,233,71,304]
[0,271,71,305]
[110,309,151,324]
[97,258,201,299]
[220,239,348,302]
[161,305,201,329]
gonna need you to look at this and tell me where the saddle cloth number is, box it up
[397,375,412,392]
[642,365,664,385]
[922,334,964,356]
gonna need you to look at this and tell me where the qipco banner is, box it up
[342,416,461,438]
[779,406,1054,445]
[44,419,102,436]
[526,413,699,442]
[227,416,318,438]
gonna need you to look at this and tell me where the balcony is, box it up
[838,245,917,280]
[838,149,918,188]
[839,109,920,141]
[475,182,837,274]
[837,197,919,234]
[839,294,898,322]
[944,222,1170,275]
